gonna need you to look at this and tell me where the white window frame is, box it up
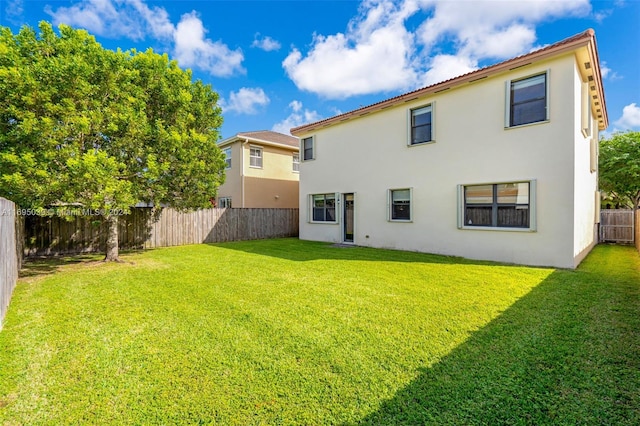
[249,146,263,168]
[223,147,232,169]
[218,197,232,208]
[388,188,413,222]
[292,153,300,172]
[407,102,435,146]
[457,180,537,232]
[309,193,338,224]
[505,71,550,129]
[302,136,315,161]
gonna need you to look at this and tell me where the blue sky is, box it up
[1,0,639,139]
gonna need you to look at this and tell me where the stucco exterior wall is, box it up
[299,53,593,268]
[572,63,599,267]
[218,141,299,208]
[216,142,242,207]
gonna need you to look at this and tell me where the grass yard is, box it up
[0,239,638,425]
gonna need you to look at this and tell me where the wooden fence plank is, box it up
[0,198,20,330]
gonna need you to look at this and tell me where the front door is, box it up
[343,193,354,243]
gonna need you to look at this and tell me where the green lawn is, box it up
[0,239,638,425]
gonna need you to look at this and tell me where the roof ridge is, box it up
[291,29,596,134]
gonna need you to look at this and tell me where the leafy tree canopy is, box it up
[599,131,640,209]
[0,22,226,260]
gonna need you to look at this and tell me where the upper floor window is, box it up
[507,73,548,127]
[302,137,314,161]
[410,104,433,145]
[460,181,535,230]
[389,188,412,221]
[311,193,336,222]
[223,147,231,169]
[293,153,300,172]
[250,146,263,168]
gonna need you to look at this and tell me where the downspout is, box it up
[241,138,249,208]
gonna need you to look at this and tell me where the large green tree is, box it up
[599,131,640,209]
[0,22,226,261]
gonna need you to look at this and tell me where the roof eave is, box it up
[291,30,602,136]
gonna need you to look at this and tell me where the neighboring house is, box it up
[291,29,607,269]
[216,130,299,208]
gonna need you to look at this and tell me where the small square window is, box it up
[389,188,412,221]
[218,197,232,208]
[508,73,547,127]
[250,146,263,168]
[310,193,336,222]
[410,105,433,145]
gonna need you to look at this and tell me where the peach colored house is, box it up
[216,131,299,208]
[291,29,608,269]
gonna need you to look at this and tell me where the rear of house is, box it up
[292,30,607,269]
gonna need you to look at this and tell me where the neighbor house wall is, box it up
[217,141,243,207]
[243,144,299,208]
[299,53,584,268]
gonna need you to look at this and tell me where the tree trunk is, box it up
[104,214,120,262]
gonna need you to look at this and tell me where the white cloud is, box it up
[601,61,622,80]
[284,0,593,99]
[272,101,322,135]
[251,33,281,51]
[220,87,270,114]
[46,0,173,41]
[5,0,24,23]
[283,0,419,99]
[46,0,244,77]
[615,103,640,129]
[173,12,244,77]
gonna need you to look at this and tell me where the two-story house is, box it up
[291,29,607,269]
[216,131,299,208]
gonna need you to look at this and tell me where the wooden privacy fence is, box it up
[599,209,635,244]
[1,197,22,330]
[24,208,299,256]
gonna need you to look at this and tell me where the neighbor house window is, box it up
[223,147,232,169]
[459,181,536,230]
[507,73,548,127]
[293,153,300,172]
[409,104,433,145]
[302,137,314,161]
[250,146,263,168]
[311,193,336,222]
[219,197,232,208]
[389,188,412,221]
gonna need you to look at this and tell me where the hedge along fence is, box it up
[0,197,22,330]
[24,207,299,257]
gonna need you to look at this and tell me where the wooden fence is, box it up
[599,209,635,244]
[0,198,21,330]
[24,208,299,256]
[636,210,640,253]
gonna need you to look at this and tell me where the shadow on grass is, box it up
[354,245,640,425]
[211,238,513,267]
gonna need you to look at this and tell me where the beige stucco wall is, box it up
[217,141,299,208]
[216,142,242,207]
[298,53,596,268]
